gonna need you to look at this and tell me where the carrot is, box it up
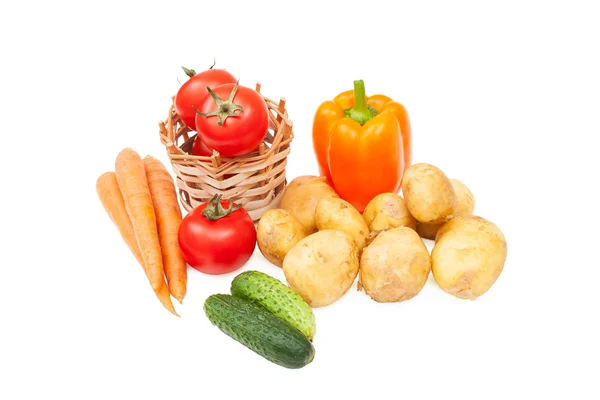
[115,148,178,316]
[143,155,187,304]
[96,172,145,268]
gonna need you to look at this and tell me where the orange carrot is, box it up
[143,155,187,304]
[115,148,178,316]
[96,172,145,268]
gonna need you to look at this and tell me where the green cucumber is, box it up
[204,294,315,369]
[230,270,316,340]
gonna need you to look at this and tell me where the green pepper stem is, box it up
[344,79,378,124]
[353,80,368,112]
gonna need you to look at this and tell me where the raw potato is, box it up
[315,197,369,251]
[431,215,507,300]
[416,179,475,239]
[363,193,417,234]
[280,176,339,235]
[283,230,359,307]
[435,212,485,243]
[257,209,306,267]
[415,222,443,241]
[402,163,456,224]
[359,227,431,302]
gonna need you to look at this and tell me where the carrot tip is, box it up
[165,304,180,317]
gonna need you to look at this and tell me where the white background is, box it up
[1,0,599,399]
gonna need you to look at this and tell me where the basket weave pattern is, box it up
[159,83,293,221]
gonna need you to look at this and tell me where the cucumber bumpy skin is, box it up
[204,294,315,369]
[231,270,316,340]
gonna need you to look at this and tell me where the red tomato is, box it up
[193,134,262,158]
[195,82,268,157]
[178,195,256,275]
[191,134,213,157]
[174,67,236,131]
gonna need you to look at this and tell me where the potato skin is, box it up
[431,215,507,300]
[415,222,442,241]
[449,179,475,214]
[363,193,417,234]
[283,230,359,307]
[280,176,339,235]
[435,211,484,243]
[359,227,431,303]
[416,179,475,239]
[257,209,306,267]
[315,197,369,251]
[402,163,456,224]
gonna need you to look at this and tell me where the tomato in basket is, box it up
[194,81,268,158]
[174,64,237,131]
[191,135,213,157]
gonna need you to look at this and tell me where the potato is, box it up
[359,227,431,302]
[315,197,369,251]
[435,212,484,243]
[431,215,507,300]
[363,193,417,235]
[415,222,442,241]
[416,179,475,239]
[256,209,306,267]
[280,175,339,235]
[283,230,359,307]
[402,163,456,224]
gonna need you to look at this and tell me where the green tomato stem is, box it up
[194,79,244,126]
[182,66,196,78]
[202,194,243,221]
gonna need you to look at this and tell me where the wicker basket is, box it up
[158,83,293,221]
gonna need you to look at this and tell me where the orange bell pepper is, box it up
[312,80,412,212]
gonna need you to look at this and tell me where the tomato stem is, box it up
[344,80,378,124]
[202,194,243,221]
[183,59,216,77]
[194,79,244,126]
[182,66,196,78]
